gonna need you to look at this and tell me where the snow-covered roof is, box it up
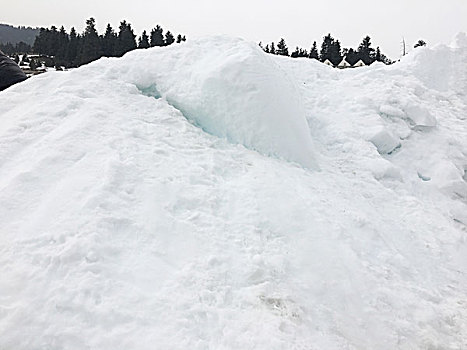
[323,59,333,66]
[337,57,352,67]
[353,59,366,67]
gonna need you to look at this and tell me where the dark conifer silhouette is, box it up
[270,42,276,54]
[138,30,150,49]
[309,41,319,59]
[357,35,375,65]
[414,39,426,48]
[116,20,137,57]
[320,33,342,65]
[79,18,102,65]
[55,26,69,66]
[276,38,289,56]
[67,27,79,67]
[165,31,175,46]
[150,25,164,47]
[102,24,117,57]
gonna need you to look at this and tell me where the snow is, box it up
[0,34,467,349]
[110,36,317,169]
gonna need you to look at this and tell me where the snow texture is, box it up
[0,34,466,350]
[116,36,317,169]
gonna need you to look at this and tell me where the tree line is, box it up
[32,18,186,68]
[0,41,32,55]
[260,34,393,65]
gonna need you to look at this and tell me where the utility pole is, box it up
[401,37,407,57]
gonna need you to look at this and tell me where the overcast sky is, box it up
[3,0,466,58]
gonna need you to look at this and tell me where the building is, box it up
[337,57,352,69]
[353,60,367,67]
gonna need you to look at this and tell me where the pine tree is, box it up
[138,30,150,48]
[308,41,319,59]
[48,26,60,55]
[150,25,164,47]
[357,35,375,65]
[320,34,342,65]
[375,47,381,62]
[56,26,69,66]
[67,27,79,67]
[116,20,136,56]
[414,39,426,48]
[291,46,300,58]
[33,28,46,54]
[102,23,117,57]
[344,48,358,65]
[299,48,308,57]
[176,34,183,43]
[165,31,175,46]
[276,38,289,56]
[270,42,276,54]
[79,18,102,65]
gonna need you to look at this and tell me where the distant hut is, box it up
[337,57,352,69]
[353,59,367,68]
[323,59,333,67]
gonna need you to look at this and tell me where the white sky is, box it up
[2,0,466,58]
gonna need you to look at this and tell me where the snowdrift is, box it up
[106,36,317,169]
[0,35,466,350]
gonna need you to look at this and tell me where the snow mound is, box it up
[1,35,467,350]
[111,37,317,169]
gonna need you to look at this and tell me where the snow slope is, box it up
[0,35,466,349]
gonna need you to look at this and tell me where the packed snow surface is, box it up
[1,35,467,349]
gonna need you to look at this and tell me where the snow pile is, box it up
[0,35,466,350]
[104,36,317,169]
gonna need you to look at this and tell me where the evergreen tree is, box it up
[150,25,164,47]
[357,35,375,65]
[414,39,426,48]
[33,28,47,54]
[309,41,319,59]
[291,46,300,58]
[264,44,270,53]
[270,42,276,54]
[67,27,79,67]
[320,34,342,65]
[138,30,150,48]
[79,18,102,65]
[276,38,289,56]
[291,46,308,58]
[116,20,137,56]
[55,26,69,66]
[176,34,183,43]
[165,31,175,46]
[48,26,60,55]
[375,47,381,62]
[14,54,19,63]
[102,23,117,57]
[345,48,359,65]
